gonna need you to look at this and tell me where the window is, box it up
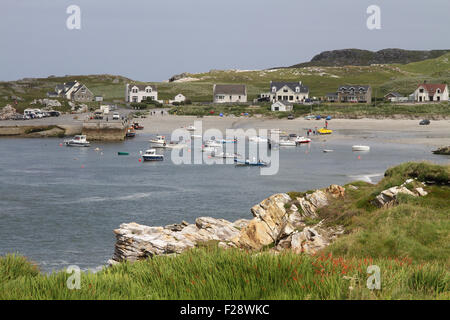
[437,89,441,94]
[419,88,424,93]
[295,87,300,93]
[283,89,288,93]
[289,96,293,101]
[272,87,276,92]
[132,88,138,93]
[146,87,152,93]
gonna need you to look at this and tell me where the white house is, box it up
[271,101,293,112]
[213,84,247,103]
[169,93,186,104]
[413,83,449,102]
[125,83,158,103]
[268,81,309,103]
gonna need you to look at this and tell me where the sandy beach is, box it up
[137,114,450,147]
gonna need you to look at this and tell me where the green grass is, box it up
[0,248,448,300]
[0,162,448,300]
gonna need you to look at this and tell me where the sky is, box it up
[0,0,449,82]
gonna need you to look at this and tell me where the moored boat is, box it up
[126,127,136,138]
[352,145,370,152]
[64,135,90,147]
[279,139,296,147]
[234,158,268,167]
[149,135,167,147]
[142,149,164,161]
[295,136,312,144]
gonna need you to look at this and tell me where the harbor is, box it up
[0,126,448,272]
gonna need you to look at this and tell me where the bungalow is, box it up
[125,83,158,103]
[169,93,186,104]
[213,84,247,103]
[336,85,372,103]
[268,81,309,103]
[413,83,449,102]
[384,92,407,103]
[325,93,338,102]
[271,101,293,112]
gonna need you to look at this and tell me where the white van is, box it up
[112,113,120,120]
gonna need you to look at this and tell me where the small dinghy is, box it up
[142,149,164,161]
[323,149,334,153]
[352,145,370,152]
[118,151,129,156]
[295,136,312,144]
[279,139,296,147]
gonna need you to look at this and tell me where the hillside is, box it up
[0,162,448,300]
[290,48,450,68]
[1,52,449,112]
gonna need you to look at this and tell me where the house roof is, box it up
[326,92,338,97]
[417,83,447,95]
[129,84,157,91]
[384,92,402,98]
[73,84,92,95]
[338,85,371,93]
[214,84,246,95]
[270,81,309,93]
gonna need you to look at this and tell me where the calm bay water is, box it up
[0,133,447,272]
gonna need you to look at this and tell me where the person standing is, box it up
[325,120,328,128]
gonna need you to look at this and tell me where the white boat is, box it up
[64,135,90,147]
[270,129,284,134]
[191,134,202,139]
[352,145,370,152]
[142,149,164,161]
[249,136,268,143]
[149,135,167,147]
[185,125,196,132]
[204,139,222,148]
[295,136,311,144]
[202,146,220,154]
[165,142,187,149]
[279,139,296,146]
[211,150,237,159]
[323,149,334,153]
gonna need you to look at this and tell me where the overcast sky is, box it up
[0,0,449,82]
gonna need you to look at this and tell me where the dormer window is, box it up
[295,87,300,93]
[272,87,276,93]
[437,89,441,94]
[146,87,152,93]
[132,87,138,93]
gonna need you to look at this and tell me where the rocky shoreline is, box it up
[109,180,430,265]
[108,185,348,265]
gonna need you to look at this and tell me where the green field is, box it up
[1,162,448,300]
[1,53,449,114]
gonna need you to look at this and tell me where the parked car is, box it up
[419,119,430,125]
[304,115,315,120]
[315,115,322,120]
[287,114,294,120]
[49,111,60,117]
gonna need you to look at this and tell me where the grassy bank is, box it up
[0,162,448,300]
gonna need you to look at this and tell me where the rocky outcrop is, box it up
[432,146,450,155]
[290,48,450,68]
[0,105,16,120]
[109,217,249,264]
[372,179,428,208]
[110,185,347,265]
[31,99,62,108]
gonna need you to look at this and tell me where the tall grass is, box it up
[0,248,448,300]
